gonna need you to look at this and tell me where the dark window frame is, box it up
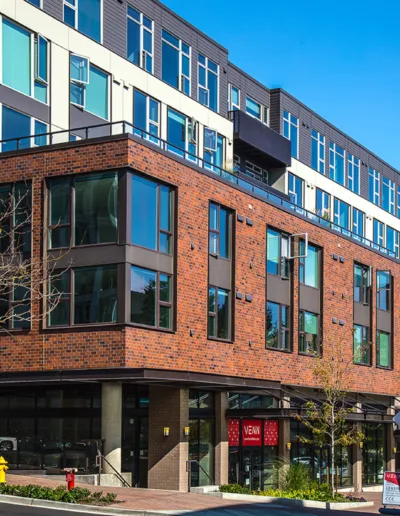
[376,329,392,370]
[208,285,231,342]
[266,226,290,278]
[130,265,173,331]
[376,270,391,312]
[298,310,320,357]
[353,262,371,305]
[353,324,371,366]
[266,300,291,352]
[299,241,320,289]
[208,201,232,260]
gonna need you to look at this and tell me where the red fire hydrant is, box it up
[63,468,77,490]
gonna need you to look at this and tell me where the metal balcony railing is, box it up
[0,120,398,262]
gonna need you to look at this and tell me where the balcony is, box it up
[0,120,398,263]
[229,110,291,169]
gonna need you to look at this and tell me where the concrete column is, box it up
[214,392,228,486]
[386,404,396,472]
[148,386,189,491]
[278,396,291,489]
[352,421,363,493]
[101,383,123,474]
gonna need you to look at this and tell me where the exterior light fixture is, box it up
[286,442,291,451]
[183,427,190,436]
[394,447,397,454]
[359,442,363,449]
[163,427,170,437]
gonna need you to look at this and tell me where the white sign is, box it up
[383,472,400,506]
[393,412,400,426]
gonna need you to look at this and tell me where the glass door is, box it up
[121,416,148,487]
[242,447,262,490]
[189,418,215,486]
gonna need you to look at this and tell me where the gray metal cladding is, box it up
[43,0,62,20]
[103,0,126,57]
[227,63,270,112]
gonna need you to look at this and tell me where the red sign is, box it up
[228,419,239,446]
[264,420,279,446]
[385,472,400,486]
[242,420,262,446]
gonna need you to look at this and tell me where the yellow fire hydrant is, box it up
[0,456,8,483]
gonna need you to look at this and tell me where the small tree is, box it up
[294,332,365,495]
[0,184,69,332]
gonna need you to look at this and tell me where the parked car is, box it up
[0,437,17,451]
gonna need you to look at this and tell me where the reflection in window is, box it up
[334,198,350,230]
[127,6,153,73]
[373,219,384,248]
[162,30,190,94]
[198,54,219,112]
[329,142,345,186]
[283,111,298,158]
[130,266,172,329]
[352,208,364,237]
[377,331,390,368]
[64,0,102,43]
[48,271,70,327]
[1,106,48,152]
[376,271,390,311]
[266,301,290,350]
[348,154,360,194]
[267,228,289,277]
[133,90,160,143]
[362,423,386,485]
[74,266,117,324]
[353,325,369,365]
[299,311,319,355]
[208,286,230,340]
[246,97,261,120]
[382,176,395,215]
[311,130,325,174]
[131,175,172,253]
[209,203,231,259]
[229,84,240,111]
[204,128,224,171]
[368,168,380,206]
[316,189,330,219]
[354,263,370,304]
[288,173,303,207]
[386,226,399,258]
[167,108,197,161]
[299,242,319,288]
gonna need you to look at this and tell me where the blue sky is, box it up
[163,0,400,170]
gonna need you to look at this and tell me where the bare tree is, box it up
[294,331,365,495]
[0,183,69,332]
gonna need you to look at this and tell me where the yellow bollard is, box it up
[0,456,8,483]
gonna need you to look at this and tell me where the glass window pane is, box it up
[162,41,179,89]
[49,179,70,248]
[34,120,47,147]
[209,232,218,255]
[74,266,117,324]
[2,19,31,96]
[86,66,108,119]
[78,0,101,42]
[159,232,171,254]
[162,30,179,47]
[2,106,31,152]
[70,82,85,108]
[131,175,157,250]
[246,97,261,119]
[127,18,140,65]
[208,71,218,112]
[167,108,186,156]
[209,203,218,230]
[64,4,76,27]
[159,305,171,329]
[70,54,89,83]
[34,81,47,103]
[48,272,70,326]
[160,186,171,232]
[219,208,229,259]
[267,229,280,275]
[74,173,117,246]
[133,90,147,132]
[159,274,171,303]
[304,245,319,288]
[208,315,216,337]
[208,287,216,313]
[304,312,318,334]
[378,332,390,368]
[131,266,156,326]
[266,301,279,348]
[38,35,48,82]
[217,289,229,339]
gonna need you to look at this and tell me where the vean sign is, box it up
[383,472,400,505]
[242,420,262,446]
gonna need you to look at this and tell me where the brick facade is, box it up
[0,136,398,397]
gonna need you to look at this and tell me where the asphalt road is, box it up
[0,502,94,515]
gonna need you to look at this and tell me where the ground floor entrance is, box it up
[0,382,395,491]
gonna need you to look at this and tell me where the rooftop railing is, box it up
[1,120,398,262]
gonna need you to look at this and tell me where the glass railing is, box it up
[1,120,397,262]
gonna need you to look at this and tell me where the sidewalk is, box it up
[5,474,383,513]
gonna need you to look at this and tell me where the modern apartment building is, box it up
[0,0,398,492]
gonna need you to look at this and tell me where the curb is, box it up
[0,494,191,515]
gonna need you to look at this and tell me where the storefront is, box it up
[362,423,386,486]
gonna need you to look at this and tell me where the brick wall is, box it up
[0,137,398,396]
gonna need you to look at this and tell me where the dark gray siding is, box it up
[227,63,269,114]
[0,85,50,123]
[43,0,62,20]
[103,0,126,57]
[271,89,400,207]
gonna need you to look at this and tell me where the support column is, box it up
[148,386,189,491]
[214,392,228,486]
[278,396,291,489]
[352,421,363,493]
[386,404,396,472]
[101,383,123,474]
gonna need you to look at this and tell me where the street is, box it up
[0,501,99,515]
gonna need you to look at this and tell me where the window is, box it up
[133,90,160,144]
[198,54,219,112]
[348,154,360,194]
[288,173,303,207]
[353,325,370,365]
[299,311,319,355]
[208,286,230,340]
[1,106,48,152]
[316,189,330,219]
[48,172,118,249]
[376,331,391,368]
[0,182,31,255]
[352,208,364,237]
[167,108,197,162]
[70,55,109,120]
[266,301,290,351]
[229,84,240,111]
[368,168,380,205]
[1,19,49,103]
[27,0,41,6]
[127,6,153,73]
[299,242,319,288]
[283,111,298,159]
[209,203,231,259]
[246,97,263,121]
[74,266,117,324]
[204,128,224,171]
[131,175,173,254]
[162,30,190,95]
[131,266,172,329]
[266,228,289,278]
[333,198,350,230]
[373,219,384,248]
[354,263,370,304]
[48,271,70,327]
[386,226,399,258]
[376,271,391,311]
[63,0,102,43]
[311,130,325,174]
[397,186,400,218]
[382,176,395,215]
[329,142,345,186]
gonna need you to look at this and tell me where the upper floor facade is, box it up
[0,0,399,259]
